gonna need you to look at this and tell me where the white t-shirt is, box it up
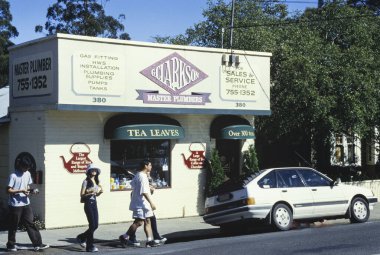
[8,170,32,207]
[81,179,99,201]
[129,171,151,211]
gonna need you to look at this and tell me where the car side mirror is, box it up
[333,178,341,186]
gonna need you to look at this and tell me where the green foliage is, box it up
[19,214,45,231]
[205,148,225,196]
[242,144,259,175]
[0,0,18,87]
[156,0,380,169]
[35,0,130,39]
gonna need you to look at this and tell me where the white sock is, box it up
[122,234,129,239]
[147,237,153,242]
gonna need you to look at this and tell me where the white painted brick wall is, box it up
[8,111,46,219]
[8,110,256,228]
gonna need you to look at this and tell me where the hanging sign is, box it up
[60,143,92,173]
[182,143,206,169]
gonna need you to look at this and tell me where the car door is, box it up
[297,169,347,217]
[276,169,314,218]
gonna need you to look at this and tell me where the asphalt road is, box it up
[3,220,380,255]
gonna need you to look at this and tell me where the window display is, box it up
[110,139,171,191]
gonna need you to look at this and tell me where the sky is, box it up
[8,0,318,45]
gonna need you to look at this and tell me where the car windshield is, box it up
[210,170,265,196]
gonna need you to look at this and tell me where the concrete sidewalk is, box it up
[1,203,379,250]
[0,215,219,249]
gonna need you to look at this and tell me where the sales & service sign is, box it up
[138,52,210,105]
[220,63,258,102]
[12,52,53,98]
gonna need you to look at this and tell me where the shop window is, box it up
[110,139,171,191]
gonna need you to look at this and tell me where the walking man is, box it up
[119,159,159,248]
[6,156,49,252]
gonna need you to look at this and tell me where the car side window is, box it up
[276,169,304,188]
[298,169,331,187]
[258,171,277,188]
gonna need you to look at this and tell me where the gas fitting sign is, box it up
[12,52,53,98]
[72,52,125,96]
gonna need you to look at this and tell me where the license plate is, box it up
[217,193,232,202]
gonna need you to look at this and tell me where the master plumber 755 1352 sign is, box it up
[12,52,53,98]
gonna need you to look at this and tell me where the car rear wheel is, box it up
[272,203,292,231]
[350,197,369,223]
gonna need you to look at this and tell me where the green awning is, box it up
[104,113,185,140]
[113,124,184,140]
[220,125,255,139]
[210,115,255,140]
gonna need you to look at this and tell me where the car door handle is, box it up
[281,190,287,192]
[312,189,317,191]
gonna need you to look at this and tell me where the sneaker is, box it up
[77,236,86,248]
[6,245,17,252]
[127,239,141,247]
[154,236,167,244]
[146,240,160,247]
[119,235,127,248]
[86,246,99,252]
[34,244,49,251]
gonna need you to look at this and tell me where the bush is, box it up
[242,144,259,175]
[205,148,225,196]
[19,214,45,231]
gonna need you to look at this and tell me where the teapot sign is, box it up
[181,143,205,169]
[60,143,92,173]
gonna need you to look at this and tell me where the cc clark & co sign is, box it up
[138,53,210,105]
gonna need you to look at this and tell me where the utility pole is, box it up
[229,0,235,49]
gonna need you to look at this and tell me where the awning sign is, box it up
[113,124,185,140]
[220,125,255,139]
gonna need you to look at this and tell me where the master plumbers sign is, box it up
[9,34,271,115]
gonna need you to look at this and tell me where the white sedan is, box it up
[203,167,378,231]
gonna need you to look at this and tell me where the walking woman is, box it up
[77,164,103,252]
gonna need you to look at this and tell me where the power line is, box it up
[228,14,376,29]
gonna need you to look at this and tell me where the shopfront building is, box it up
[4,34,271,228]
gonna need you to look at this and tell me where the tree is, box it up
[35,0,130,40]
[154,0,380,175]
[242,144,259,175]
[0,0,18,87]
[205,148,225,196]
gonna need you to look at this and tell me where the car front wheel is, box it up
[350,197,369,223]
[272,203,293,231]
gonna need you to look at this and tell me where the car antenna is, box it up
[294,151,312,167]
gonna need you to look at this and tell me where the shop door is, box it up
[216,140,241,180]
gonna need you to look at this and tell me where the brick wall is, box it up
[8,110,256,228]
